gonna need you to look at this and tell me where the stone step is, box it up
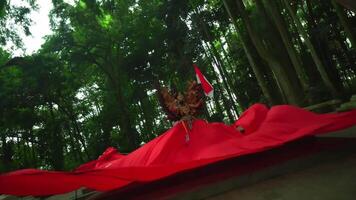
[350,94,356,102]
[90,127,356,200]
[337,101,356,112]
[208,151,356,200]
[304,99,342,112]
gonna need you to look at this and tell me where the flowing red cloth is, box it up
[1,104,356,196]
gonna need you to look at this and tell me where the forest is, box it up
[0,0,355,172]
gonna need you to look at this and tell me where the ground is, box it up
[172,126,356,200]
[207,148,356,200]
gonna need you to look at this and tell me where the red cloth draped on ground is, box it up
[1,104,356,196]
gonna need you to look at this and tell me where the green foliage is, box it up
[0,0,37,47]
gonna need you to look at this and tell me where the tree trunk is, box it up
[63,121,84,162]
[235,0,304,106]
[58,103,90,159]
[331,0,356,48]
[334,0,356,11]
[49,103,64,170]
[262,0,309,91]
[139,94,155,141]
[222,0,283,105]
[209,40,242,115]
[201,23,239,116]
[115,87,140,151]
[202,44,236,122]
[101,62,140,152]
[283,0,340,98]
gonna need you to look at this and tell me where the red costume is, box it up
[1,104,355,196]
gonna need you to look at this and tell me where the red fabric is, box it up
[193,64,214,97]
[1,104,356,196]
